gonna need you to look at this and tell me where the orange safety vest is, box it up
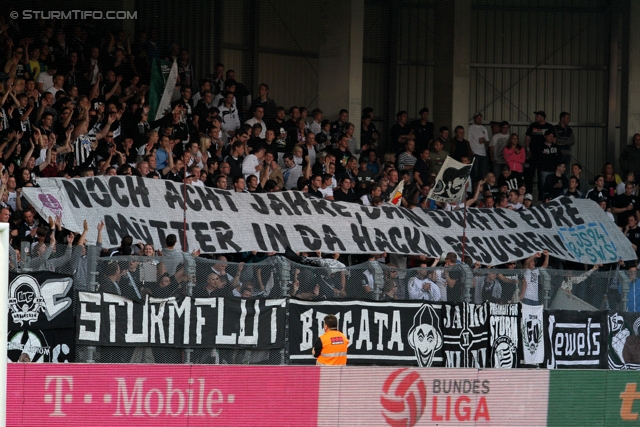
[316,329,349,366]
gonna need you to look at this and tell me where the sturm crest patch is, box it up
[8,275,46,326]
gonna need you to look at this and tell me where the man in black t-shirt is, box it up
[330,109,349,142]
[613,181,639,228]
[542,163,568,200]
[308,174,323,198]
[497,165,522,191]
[524,111,556,193]
[443,253,464,303]
[586,175,612,207]
[333,177,359,203]
[411,108,434,152]
[389,110,415,153]
[413,147,431,187]
[625,216,640,258]
[562,176,582,199]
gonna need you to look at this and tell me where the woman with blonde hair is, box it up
[198,135,212,166]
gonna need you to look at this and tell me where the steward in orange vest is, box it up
[313,314,349,366]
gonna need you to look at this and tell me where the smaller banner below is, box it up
[489,302,519,368]
[521,304,545,365]
[442,303,490,368]
[608,311,640,370]
[545,310,607,369]
[288,299,444,366]
[76,292,286,349]
[7,328,75,363]
[8,272,75,330]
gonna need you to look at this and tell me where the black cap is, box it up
[534,110,546,118]
[500,121,509,127]
[419,107,429,114]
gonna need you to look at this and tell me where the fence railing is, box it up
[8,245,637,364]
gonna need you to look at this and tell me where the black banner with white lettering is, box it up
[442,303,490,368]
[607,311,640,370]
[545,310,607,369]
[489,302,519,368]
[76,292,287,348]
[7,328,75,363]
[8,272,75,330]
[287,299,444,366]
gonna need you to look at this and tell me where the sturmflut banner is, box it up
[23,176,635,264]
[76,292,287,348]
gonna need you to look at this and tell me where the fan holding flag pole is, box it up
[387,179,405,206]
[428,156,477,262]
[148,58,179,121]
[428,156,474,203]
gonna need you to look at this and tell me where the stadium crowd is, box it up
[0,18,639,311]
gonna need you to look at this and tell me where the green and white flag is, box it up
[148,58,178,121]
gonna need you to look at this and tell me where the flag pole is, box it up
[183,160,188,251]
[461,187,468,263]
[461,159,475,264]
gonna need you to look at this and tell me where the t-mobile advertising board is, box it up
[7,364,639,426]
[7,364,548,427]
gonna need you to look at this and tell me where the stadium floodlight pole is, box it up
[0,222,9,427]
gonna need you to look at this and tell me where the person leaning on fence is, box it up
[408,261,442,301]
[312,314,349,366]
[520,250,549,305]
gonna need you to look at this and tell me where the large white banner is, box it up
[22,176,635,264]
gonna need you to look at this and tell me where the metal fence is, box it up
[7,245,637,365]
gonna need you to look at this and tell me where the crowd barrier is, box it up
[8,247,638,366]
[6,364,639,427]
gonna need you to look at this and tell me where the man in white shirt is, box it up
[319,174,334,200]
[245,106,267,138]
[46,73,66,96]
[468,113,489,182]
[36,66,57,94]
[408,262,442,301]
[242,145,265,181]
[218,91,240,138]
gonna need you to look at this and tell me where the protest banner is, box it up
[22,176,635,264]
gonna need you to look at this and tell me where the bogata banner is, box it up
[22,176,635,264]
